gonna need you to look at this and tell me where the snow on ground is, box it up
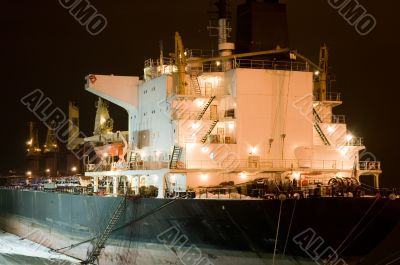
[0,230,80,265]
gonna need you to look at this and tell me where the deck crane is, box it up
[174,32,187,95]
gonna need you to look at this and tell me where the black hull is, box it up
[0,189,399,265]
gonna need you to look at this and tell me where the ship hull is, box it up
[0,189,399,265]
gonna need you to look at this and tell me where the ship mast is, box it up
[319,44,329,101]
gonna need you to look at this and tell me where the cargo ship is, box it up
[1,1,399,265]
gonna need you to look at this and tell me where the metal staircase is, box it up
[201,120,219,143]
[169,145,182,169]
[128,150,137,168]
[83,196,127,265]
[190,74,201,95]
[196,96,216,120]
[313,108,330,146]
[313,108,322,123]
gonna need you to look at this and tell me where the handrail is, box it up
[185,159,364,171]
[332,115,346,124]
[345,137,364,146]
[84,159,380,172]
[358,161,381,170]
[314,92,341,102]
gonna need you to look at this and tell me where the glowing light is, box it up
[228,122,235,130]
[71,166,77,172]
[346,134,353,141]
[314,70,320,76]
[327,126,335,133]
[26,139,33,146]
[292,172,301,180]
[196,99,205,107]
[340,147,349,156]
[26,171,32,176]
[192,122,200,130]
[209,152,215,160]
[239,172,248,180]
[200,174,208,181]
[249,146,257,155]
[201,146,209,153]
[100,117,106,124]
[216,61,221,66]
[102,153,109,158]
[170,174,177,182]
[45,169,50,173]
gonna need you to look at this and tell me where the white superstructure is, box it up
[82,34,381,198]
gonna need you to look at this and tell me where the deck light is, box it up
[201,146,209,153]
[239,172,248,180]
[192,122,200,129]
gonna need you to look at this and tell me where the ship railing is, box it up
[332,115,346,124]
[345,137,364,146]
[233,59,309,72]
[144,57,174,68]
[172,109,234,121]
[173,86,227,98]
[358,161,381,171]
[314,92,342,102]
[128,161,170,170]
[187,49,218,59]
[185,159,356,171]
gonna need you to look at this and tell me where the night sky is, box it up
[1,0,399,187]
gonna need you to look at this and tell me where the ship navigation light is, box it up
[239,172,248,180]
[249,146,257,155]
[200,174,208,181]
[292,172,301,180]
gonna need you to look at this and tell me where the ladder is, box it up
[314,123,330,146]
[313,108,323,123]
[127,150,137,168]
[313,108,330,146]
[83,196,127,265]
[201,120,219,144]
[197,96,216,120]
[190,74,201,95]
[169,145,182,169]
